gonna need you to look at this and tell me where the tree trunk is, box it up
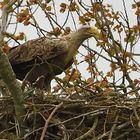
[0,47,26,138]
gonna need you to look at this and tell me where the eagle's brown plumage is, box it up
[8,26,99,91]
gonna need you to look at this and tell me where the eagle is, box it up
[8,26,99,91]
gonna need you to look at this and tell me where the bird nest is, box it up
[0,92,140,140]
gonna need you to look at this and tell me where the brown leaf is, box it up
[79,16,86,25]
[68,1,78,12]
[46,6,52,11]
[135,9,140,15]
[2,44,10,54]
[60,3,67,13]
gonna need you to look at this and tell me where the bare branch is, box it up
[40,102,63,140]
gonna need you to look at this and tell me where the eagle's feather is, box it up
[8,37,68,64]
[8,26,99,91]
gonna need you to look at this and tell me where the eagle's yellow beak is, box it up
[89,27,100,39]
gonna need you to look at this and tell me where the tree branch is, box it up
[40,102,63,140]
[0,0,26,138]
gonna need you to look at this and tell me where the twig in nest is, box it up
[40,102,63,140]
[97,120,131,139]
[108,114,119,140]
[132,107,140,128]
[74,116,98,140]
[50,109,105,127]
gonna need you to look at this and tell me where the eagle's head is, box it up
[77,25,100,39]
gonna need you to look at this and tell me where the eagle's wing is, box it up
[8,37,68,64]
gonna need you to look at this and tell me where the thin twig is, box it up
[108,114,119,140]
[40,102,63,140]
[75,116,98,140]
[49,109,106,127]
[0,0,19,42]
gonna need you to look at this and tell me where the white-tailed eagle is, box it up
[8,26,99,91]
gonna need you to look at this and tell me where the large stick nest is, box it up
[0,91,140,140]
